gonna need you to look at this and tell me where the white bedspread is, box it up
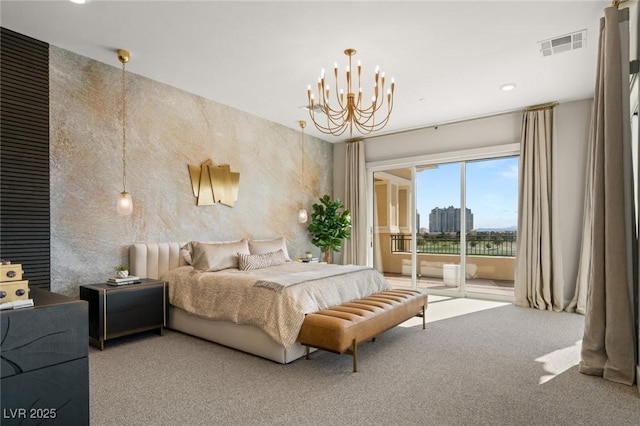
[161,262,391,350]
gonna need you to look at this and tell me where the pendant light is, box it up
[298,120,308,223]
[116,49,133,216]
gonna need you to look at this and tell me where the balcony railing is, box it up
[390,234,517,257]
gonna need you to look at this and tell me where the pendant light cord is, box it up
[301,123,305,189]
[121,59,127,192]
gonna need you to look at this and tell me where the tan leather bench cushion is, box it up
[297,289,427,354]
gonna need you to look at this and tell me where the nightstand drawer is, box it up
[106,302,164,338]
[105,285,164,314]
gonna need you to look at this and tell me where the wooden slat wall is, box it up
[0,27,50,289]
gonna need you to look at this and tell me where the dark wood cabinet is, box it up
[79,279,167,350]
[0,288,89,425]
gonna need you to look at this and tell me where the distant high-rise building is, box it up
[428,206,473,232]
[416,210,420,232]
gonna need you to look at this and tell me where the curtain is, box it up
[342,140,367,265]
[575,6,636,386]
[515,104,565,311]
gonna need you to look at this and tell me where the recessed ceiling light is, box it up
[500,83,517,92]
[70,0,86,4]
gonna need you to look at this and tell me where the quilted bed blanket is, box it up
[161,262,391,350]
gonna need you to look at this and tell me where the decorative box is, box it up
[0,264,23,282]
[0,280,30,303]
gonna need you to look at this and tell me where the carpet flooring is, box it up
[89,298,639,425]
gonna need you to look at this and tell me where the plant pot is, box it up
[116,270,129,279]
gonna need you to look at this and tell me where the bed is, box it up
[129,240,392,364]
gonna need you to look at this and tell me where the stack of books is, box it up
[298,257,320,263]
[106,276,141,286]
[0,299,34,310]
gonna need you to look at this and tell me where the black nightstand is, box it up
[79,279,167,350]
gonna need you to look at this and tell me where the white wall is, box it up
[334,99,592,305]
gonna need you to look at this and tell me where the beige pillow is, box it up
[238,249,287,271]
[181,240,242,265]
[248,237,291,261]
[191,240,249,271]
[180,242,196,265]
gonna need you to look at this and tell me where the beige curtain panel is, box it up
[576,6,636,386]
[515,105,566,311]
[342,140,367,265]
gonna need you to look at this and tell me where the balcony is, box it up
[377,233,515,297]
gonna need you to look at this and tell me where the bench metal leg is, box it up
[305,345,311,360]
[422,304,426,329]
[352,339,358,372]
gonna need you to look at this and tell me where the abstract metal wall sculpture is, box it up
[188,160,239,207]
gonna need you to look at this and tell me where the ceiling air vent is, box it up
[539,29,587,57]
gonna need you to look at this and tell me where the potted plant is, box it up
[115,264,129,279]
[304,250,313,259]
[308,194,351,263]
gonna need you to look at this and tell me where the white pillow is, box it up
[238,249,287,271]
[190,240,250,272]
[248,237,291,261]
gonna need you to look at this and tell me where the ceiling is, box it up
[0,0,612,143]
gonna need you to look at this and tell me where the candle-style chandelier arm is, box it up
[306,48,395,137]
[308,103,351,136]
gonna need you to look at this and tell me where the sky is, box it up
[416,156,519,231]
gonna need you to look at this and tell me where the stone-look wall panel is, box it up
[50,46,332,296]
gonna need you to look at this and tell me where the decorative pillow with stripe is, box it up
[238,249,287,271]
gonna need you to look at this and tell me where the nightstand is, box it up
[79,279,168,350]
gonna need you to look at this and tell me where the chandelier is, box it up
[306,48,395,137]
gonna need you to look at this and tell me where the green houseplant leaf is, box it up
[308,194,351,263]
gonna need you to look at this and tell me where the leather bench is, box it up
[297,289,427,372]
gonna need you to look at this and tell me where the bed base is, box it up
[168,306,310,364]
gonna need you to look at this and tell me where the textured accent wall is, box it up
[50,46,332,296]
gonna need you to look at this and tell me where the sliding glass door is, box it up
[372,168,413,287]
[415,162,462,293]
[464,157,518,297]
[371,154,518,300]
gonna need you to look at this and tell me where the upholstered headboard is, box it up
[130,242,188,279]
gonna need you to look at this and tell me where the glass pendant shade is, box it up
[117,191,133,216]
[298,208,308,223]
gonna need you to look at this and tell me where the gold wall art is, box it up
[188,160,240,207]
